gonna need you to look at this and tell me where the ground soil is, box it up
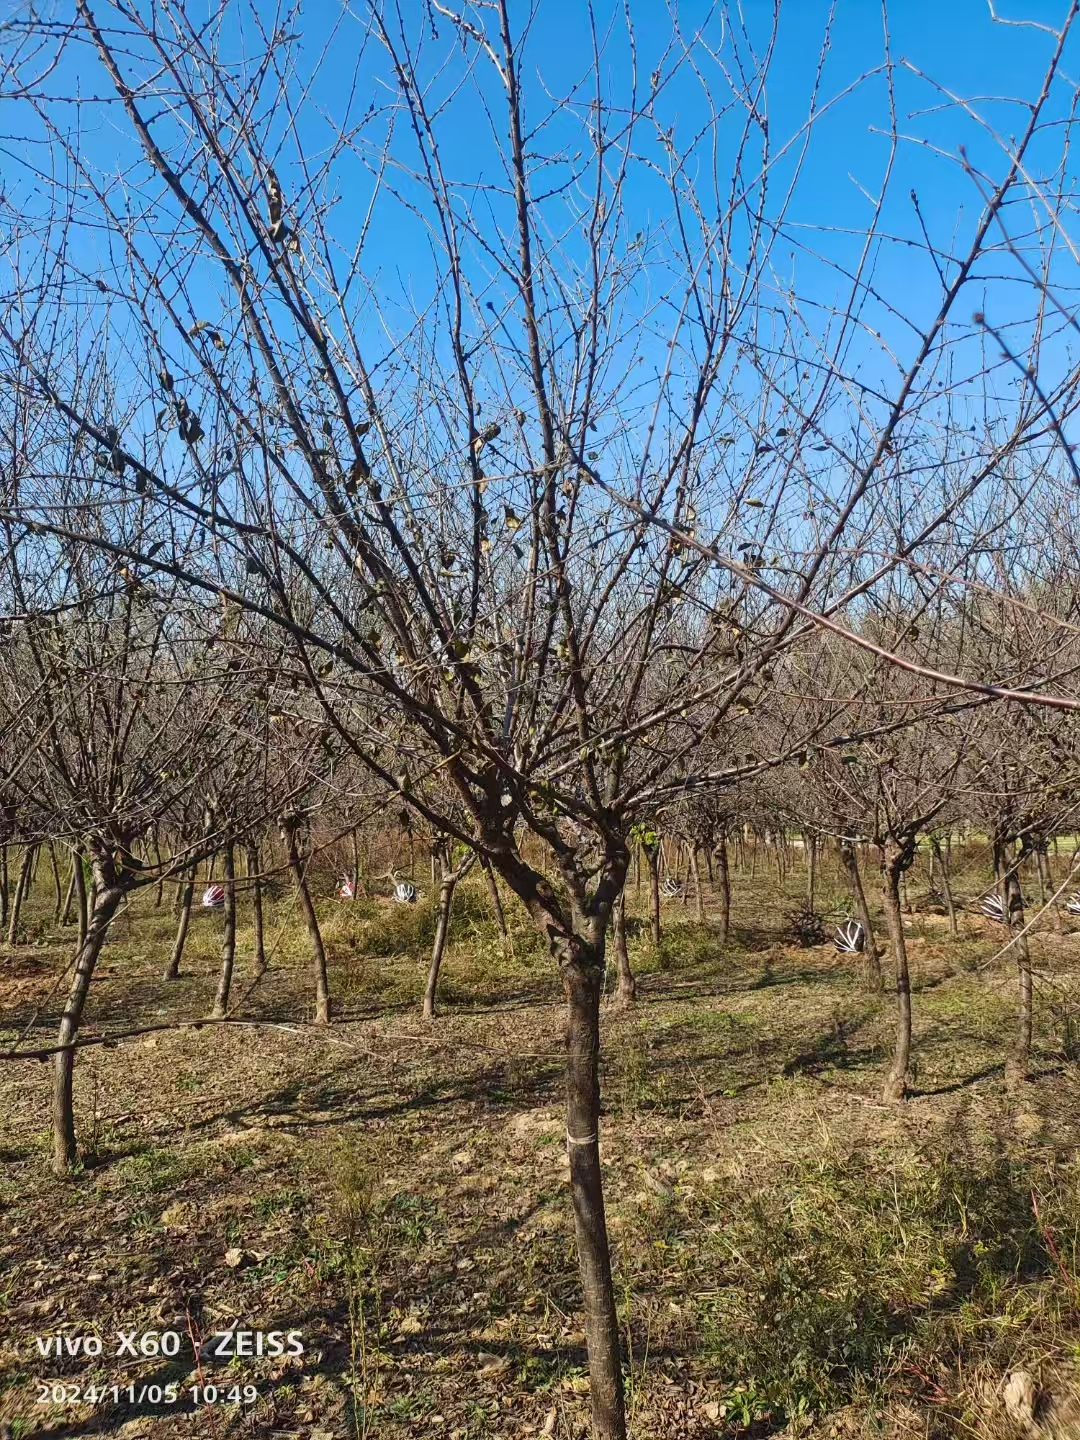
[3,853,1080,1439]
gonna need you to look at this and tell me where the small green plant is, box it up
[113,1145,188,1193]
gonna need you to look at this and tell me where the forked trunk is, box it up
[882,841,913,1103]
[53,869,124,1173]
[715,836,731,944]
[210,839,237,1019]
[247,841,267,977]
[423,875,457,1021]
[839,837,881,991]
[647,848,661,945]
[563,957,626,1440]
[284,824,331,1025]
[612,886,635,1005]
[423,849,475,1019]
[6,844,34,946]
[164,858,196,980]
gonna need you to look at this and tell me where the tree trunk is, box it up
[164,858,197,980]
[564,959,626,1440]
[806,832,816,911]
[882,841,914,1103]
[485,842,627,1440]
[52,868,124,1173]
[423,874,456,1021]
[715,836,731,944]
[612,886,635,1005]
[0,843,7,927]
[1003,845,1033,1085]
[931,836,957,935]
[210,839,237,1019]
[839,837,881,991]
[647,848,661,945]
[480,853,509,940]
[6,845,34,946]
[73,848,88,947]
[247,841,267,976]
[351,828,362,900]
[173,857,186,916]
[152,831,164,907]
[1036,845,1063,934]
[284,823,331,1025]
[423,849,475,1019]
[60,849,78,926]
[48,843,63,920]
[692,845,706,922]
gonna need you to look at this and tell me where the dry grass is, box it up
[2,848,1080,1437]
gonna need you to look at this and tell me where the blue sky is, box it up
[3,0,1079,475]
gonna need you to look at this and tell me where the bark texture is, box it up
[164,858,197,980]
[283,819,330,1024]
[423,847,476,1020]
[839,837,881,991]
[612,886,635,1005]
[646,846,661,945]
[52,851,124,1173]
[882,837,915,1103]
[564,957,626,1440]
[247,841,267,976]
[715,835,731,944]
[1002,841,1033,1085]
[210,839,237,1019]
[7,844,33,946]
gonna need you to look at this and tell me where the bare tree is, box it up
[6,2,1080,1429]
